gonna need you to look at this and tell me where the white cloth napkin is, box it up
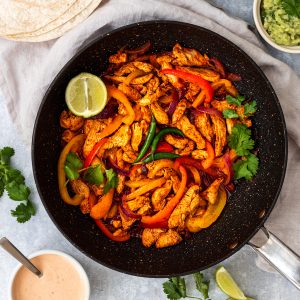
[0,0,299,273]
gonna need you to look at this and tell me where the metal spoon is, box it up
[0,237,43,277]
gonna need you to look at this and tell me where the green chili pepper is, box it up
[141,152,180,164]
[151,128,184,156]
[134,114,156,163]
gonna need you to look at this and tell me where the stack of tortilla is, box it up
[0,0,102,42]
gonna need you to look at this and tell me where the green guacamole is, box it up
[261,0,300,46]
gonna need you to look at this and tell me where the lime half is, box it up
[65,72,107,118]
[216,266,247,300]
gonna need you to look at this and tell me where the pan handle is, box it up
[248,226,300,290]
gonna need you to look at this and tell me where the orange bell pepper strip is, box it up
[202,140,215,169]
[141,166,187,226]
[58,134,86,206]
[83,138,108,168]
[107,85,135,125]
[161,69,213,102]
[95,219,130,242]
[186,166,201,185]
[90,188,114,219]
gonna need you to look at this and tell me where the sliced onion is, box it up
[107,157,130,176]
[125,41,151,55]
[120,198,141,219]
[209,57,226,78]
[223,152,234,185]
[227,72,242,82]
[91,100,118,119]
[194,106,223,118]
[167,90,179,117]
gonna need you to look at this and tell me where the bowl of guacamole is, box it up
[253,0,300,53]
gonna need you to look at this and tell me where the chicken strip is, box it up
[210,115,227,157]
[151,180,172,211]
[60,110,84,131]
[150,102,169,125]
[116,174,125,194]
[122,143,137,163]
[104,125,131,149]
[131,73,153,85]
[131,122,143,151]
[201,178,223,204]
[194,113,214,142]
[176,66,220,82]
[156,229,182,248]
[172,99,187,124]
[172,43,207,66]
[164,134,189,149]
[168,185,200,230]
[175,116,205,149]
[61,130,76,143]
[191,149,208,160]
[118,83,141,102]
[175,140,195,156]
[109,52,127,64]
[142,228,165,248]
[70,179,90,203]
[127,196,150,211]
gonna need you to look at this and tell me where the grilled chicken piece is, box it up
[194,113,214,142]
[137,203,152,215]
[70,179,90,203]
[142,228,165,248]
[156,229,182,248]
[122,143,137,163]
[170,174,180,193]
[61,130,76,143]
[83,119,108,135]
[118,103,127,116]
[192,149,208,160]
[211,100,236,112]
[131,73,153,85]
[60,110,84,131]
[127,196,150,211]
[91,184,104,197]
[132,61,154,73]
[150,102,169,125]
[80,190,97,214]
[175,140,195,156]
[210,115,227,157]
[131,122,143,151]
[168,185,200,230]
[164,134,189,149]
[172,43,207,66]
[211,79,238,97]
[184,83,201,102]
[175,116,205,149]
[119,207,137,230]
[172,99,187,124]
[116,174,126,194]
[104,125,131,149]
[118,83,141,102]
[151,180,172,211]
[176,66,220,82]
[109,52,127,64]
[133,104,152,123]
[115,63,137,76]
[201,178,223,204]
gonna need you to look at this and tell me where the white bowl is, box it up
[253,0,300,54]
[8,249,90,300]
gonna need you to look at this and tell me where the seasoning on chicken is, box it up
[210,115,227,157]
[194,112,214,142]
[60,110,84,131]
[156,229,183,248]
[201,178,223,204]
[142,228,166,247]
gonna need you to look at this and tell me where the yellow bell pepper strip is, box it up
[186,187,227,232]
[141,166,187,226]
[125,177,166,200]
[58,134,86,206]
[161,69,213,103]
[211,79,238,97]
[95,219,130,242]
[90,188,114,219]
[107,85,135,125]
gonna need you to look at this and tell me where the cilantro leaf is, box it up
[233,154,259,180]
[228,124,255,156]
[163,277,186,300]
[5,168,25,184]
[64,162,80,180]
[6,181,30,201]
[226,94,245,106]
[223,109,239,119]
[0,178,4,197]
[83,165,104,185]
[193,272,209,300]
[244,100,257,116]
[66,152,83,169]
[0,147,14,165]
[11,201,36,223]
[282,0,300,18]
[103,169,118,194]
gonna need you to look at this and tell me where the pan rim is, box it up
[31,20,288,278]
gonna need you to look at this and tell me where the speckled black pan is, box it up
[32,21,287,277]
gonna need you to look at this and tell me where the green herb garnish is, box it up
[223,109,239,119]
[233,153,259,180]
[282,0,300,18]
[226,94,245,106]
[103,169,118,194]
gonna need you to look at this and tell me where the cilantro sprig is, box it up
[233,154,259,180]
[223,95,257,119]
[282,0,300,18]
[163,272,210,300]
[0,147,35,223]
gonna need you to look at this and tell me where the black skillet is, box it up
[32,21,300,287]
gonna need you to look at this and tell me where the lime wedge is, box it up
[216,266,247,300]
[65,72,107,118]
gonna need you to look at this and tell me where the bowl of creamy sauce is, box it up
[9,250,90,300]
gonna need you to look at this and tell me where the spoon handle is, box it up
[0,237,42,277]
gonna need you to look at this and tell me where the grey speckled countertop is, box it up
[0,1,300,300]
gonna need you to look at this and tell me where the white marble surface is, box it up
[1,1,300,299]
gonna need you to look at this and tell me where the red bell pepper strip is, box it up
[202,140,215,169]
[83,138,108,168]
[141,141,174,161]
[95,219,130,242]
[141,220,169,229]
[174,156,205,172]
[161,69,213,102]
[141,166,187,226]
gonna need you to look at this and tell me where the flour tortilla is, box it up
[2,0,102,42]
[6,0,95,38]
[0,0,78,35]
